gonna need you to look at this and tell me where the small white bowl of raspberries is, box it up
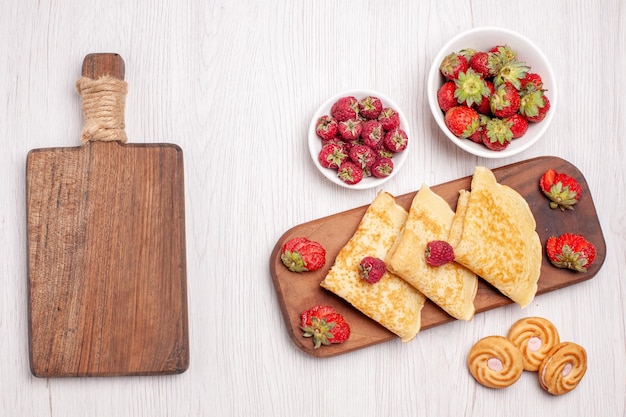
[309,90,410,189]
[427,27,557,158]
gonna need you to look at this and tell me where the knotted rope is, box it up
[75,76,128,143]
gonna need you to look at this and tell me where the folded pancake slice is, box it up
[386,184,478,321]
[320,191,425,342]
[448,166,541,308]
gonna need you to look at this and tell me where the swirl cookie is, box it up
[539,342,587,395]
[507,317,560,371]
[468,336,524,389]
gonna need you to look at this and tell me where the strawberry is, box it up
[505,113,528,139]
[444,106,480,138]
[454,68,491,108]
[425,240,455,267]
[361,120,384,148]
[539,169,583,210]
[383,128,408,152]
[437,81,458,112]
[300,305,350,348]
[331,96,359,121]
[337,160,364,185]
[521,92,550,123]
[349,144,377,169]
[468,115,490,144]
[489,45,517,63]
[437,45,549,150]
[546,233,596,272]
[484,117,513,149]
[280,237,326,272]
[468,51,490,77]
[532,94,550,122]
[469,51,501,79]
[490,82,520,118]
[338,118,362,141]
[493,60,529,89]
[482,130,510,151]
[370,157,394,178]
[459,48,477,60]
[439,52,469,80]
[358,256,386,284]
[378,107,400,131]
[318,143,347,169]
[472,79,494,115]
[301,305,335,327]
[358,96,383,120]
[315,115,338,140]
[520,72,543,92]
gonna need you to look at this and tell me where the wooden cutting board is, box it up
[26,53,189,377]
[270,156,606,357]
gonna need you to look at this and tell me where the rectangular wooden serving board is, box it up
[269,156,606,358]
[26,53,189,377]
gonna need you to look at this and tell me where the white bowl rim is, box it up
[427,26,557,159]
[308,89,411,189]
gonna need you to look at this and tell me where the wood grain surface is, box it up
[3,2,625,416]
[26,54,189,377]
[270,156,606,357]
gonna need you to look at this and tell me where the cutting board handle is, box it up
[76,53,128,143]
[82,53,125,80]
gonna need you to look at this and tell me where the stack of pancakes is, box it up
[321,166,542,342]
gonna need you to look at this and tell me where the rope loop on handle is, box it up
[75,76,128,143]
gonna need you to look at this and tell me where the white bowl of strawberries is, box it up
[309,90,410,189]
[427,27,557,158]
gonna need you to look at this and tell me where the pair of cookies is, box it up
[468,317,587,395]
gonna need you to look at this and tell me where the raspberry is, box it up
[358,96,383,120]
[375,147,394,159]
[349,144,377,169]
[378,107,400,131]
[318,143,347,169]
[337,161,363,185]
[361,120,384,149]
[338,118,362,141]
[370,157,394,178]
[383,128,408,152]
[358,256,386,284]
[331,96,359,121]
[314,95,408,185]
[315,115,338,140]
[425,240,455,267]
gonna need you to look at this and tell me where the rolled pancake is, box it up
[448,166,541,308]
[320,191,425,342]
[386,184,478,321]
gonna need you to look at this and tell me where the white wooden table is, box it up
[1,1,624,416]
